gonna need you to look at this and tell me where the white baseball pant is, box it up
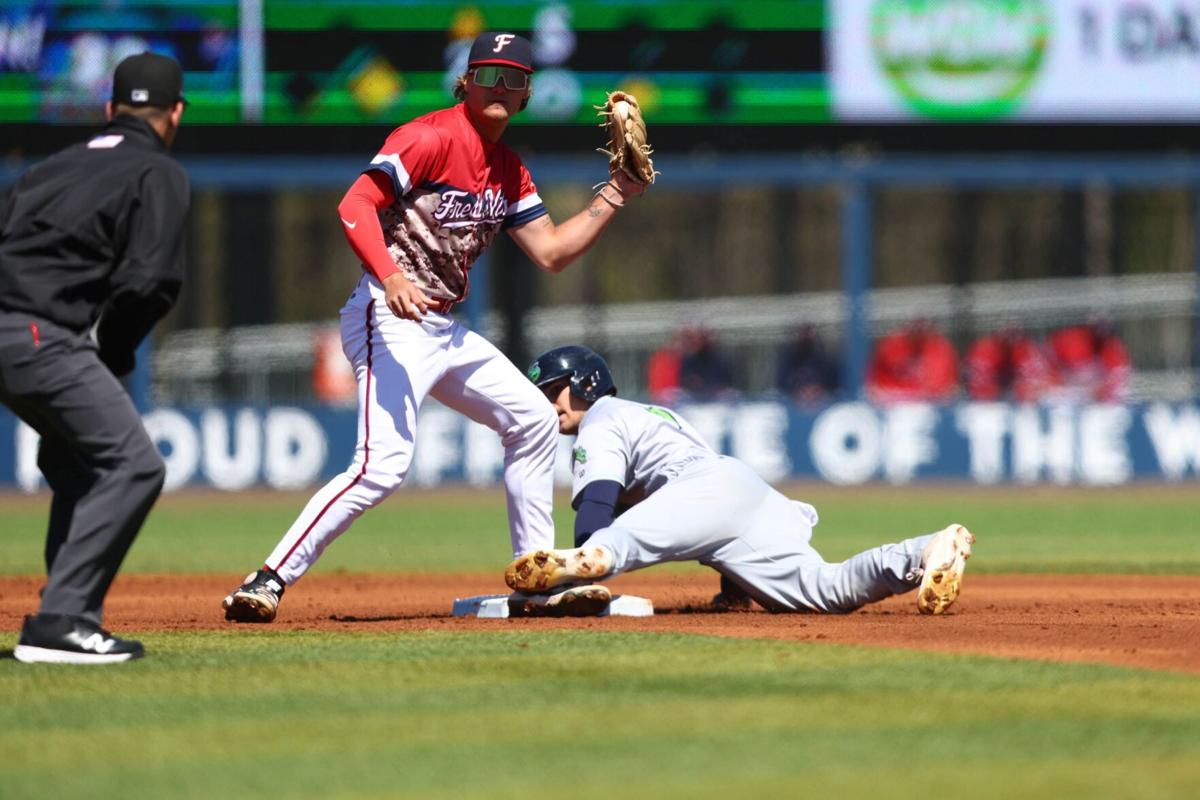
[587,456,933,613]
[265,274,558,584]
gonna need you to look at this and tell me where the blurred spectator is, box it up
[775,324,840,405]
[312,326,356,405]
[678,326,737,401]
[866,319,958,403]
[964,326,1052,402]
[1044,320,1131,402]
[645,333,683,405]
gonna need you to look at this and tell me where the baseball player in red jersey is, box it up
[223,32,645,622]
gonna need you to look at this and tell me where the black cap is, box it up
[111,52,185,109]
[468,32,533,73]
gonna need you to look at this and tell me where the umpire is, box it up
[0,52,190,663]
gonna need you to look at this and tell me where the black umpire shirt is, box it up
[0,113,189,375]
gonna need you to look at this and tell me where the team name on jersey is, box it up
[433,187,508,227]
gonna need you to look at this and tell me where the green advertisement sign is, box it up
[871,0,1050,119]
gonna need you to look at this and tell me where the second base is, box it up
[452,593,654,618]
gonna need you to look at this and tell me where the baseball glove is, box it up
[596,90,658,186]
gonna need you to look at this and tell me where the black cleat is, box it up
[711,573,754,611]
[14,614,144,664]
[222,568,286,623]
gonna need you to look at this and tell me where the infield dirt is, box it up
[3,573,1198,674]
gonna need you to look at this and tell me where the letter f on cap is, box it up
[493,34,515,52]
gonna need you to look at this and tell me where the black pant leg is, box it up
[37,431,96,573]
[36,361,165,624]
[0,313,166,625]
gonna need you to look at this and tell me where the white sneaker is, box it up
[509,584,613,617]
[505,546,614,593]
[917,524,975,615]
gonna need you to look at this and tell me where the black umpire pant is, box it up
[0,309,165,626]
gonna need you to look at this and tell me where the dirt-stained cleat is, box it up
[222,568,286,623]
[917,524,974,615]
[505,546,614,593]
[509,584,613,617]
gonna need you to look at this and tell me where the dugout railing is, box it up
[4,153,1199,404]
[149,271,1196,405]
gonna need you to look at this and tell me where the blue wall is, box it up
[3,400,1198,491]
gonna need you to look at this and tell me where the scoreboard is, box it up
[0,2,241,123]
[3,1,1197,128]
[0,1,826,126]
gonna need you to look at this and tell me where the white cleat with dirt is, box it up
[917,523,975,615]
[505,546,614,593]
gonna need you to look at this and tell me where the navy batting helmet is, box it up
[527,345,617,402]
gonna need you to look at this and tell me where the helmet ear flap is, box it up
[581,373,597,401]
[569,373,592,402]
[530,345,616,402]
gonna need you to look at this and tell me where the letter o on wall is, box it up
[143,409,201,491]
[809,402,881,485]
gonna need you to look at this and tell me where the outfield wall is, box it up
[2,401,1199,492]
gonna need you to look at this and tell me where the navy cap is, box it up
[468,32,533,73]
[111,52,186,108]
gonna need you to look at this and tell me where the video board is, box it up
[0,1,241,124]
[4,1,1197,128]
[0,0,825,125]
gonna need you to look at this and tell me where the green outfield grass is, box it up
[2,631,1199,800]
[1,483,1198,575]
[3,484,1200,799]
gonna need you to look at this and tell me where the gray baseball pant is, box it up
[588,456,933,613]
[0,311,165,625]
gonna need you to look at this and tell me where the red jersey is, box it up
[964,332,1052,402]
[866,328,959,404]
[363,103,546,304]
[1046,325,1131,402]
